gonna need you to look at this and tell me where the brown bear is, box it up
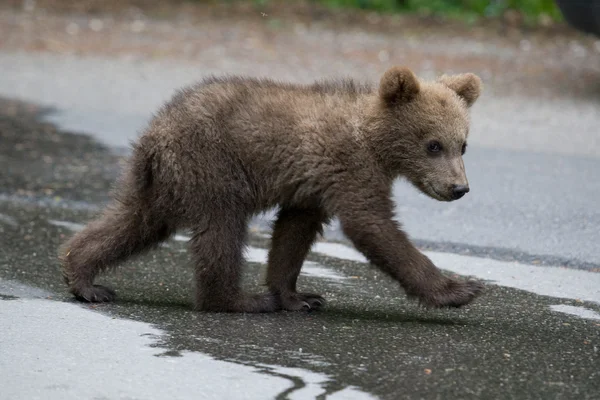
[60,66,484,313]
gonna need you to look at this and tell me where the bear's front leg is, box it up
[331,188,483,308]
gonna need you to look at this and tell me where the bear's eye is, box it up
[461,143,467,155]
[427,141,442,153]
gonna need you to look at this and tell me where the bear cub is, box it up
[61,66,484,312]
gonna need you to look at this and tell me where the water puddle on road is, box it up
[549,304,600,321]
[0,293,374,400]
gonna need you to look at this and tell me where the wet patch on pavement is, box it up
[0,97,122,205]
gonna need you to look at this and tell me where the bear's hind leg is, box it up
[61,203,173,302]
[266,207,329,311]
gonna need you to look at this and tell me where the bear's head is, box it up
[366,66,482,202]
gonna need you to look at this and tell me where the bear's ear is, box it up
[379,66,420,105]
[438,73,482,107]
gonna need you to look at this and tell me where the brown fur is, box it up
[60,66,484,312]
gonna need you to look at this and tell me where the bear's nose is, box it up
[452,184,470,200]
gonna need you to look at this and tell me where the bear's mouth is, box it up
[424,182,452,202]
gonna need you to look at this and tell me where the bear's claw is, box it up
[279,292,326,311]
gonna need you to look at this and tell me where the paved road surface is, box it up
[1,8,599,400]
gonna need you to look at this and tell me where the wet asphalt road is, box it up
[1,8,600,400]
[1,78,599,400]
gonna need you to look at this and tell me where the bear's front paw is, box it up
[417,278,484,308]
